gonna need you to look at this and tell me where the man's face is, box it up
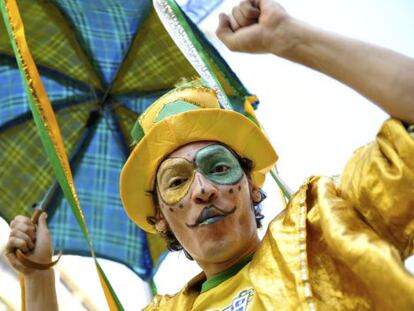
[155,141,260,264]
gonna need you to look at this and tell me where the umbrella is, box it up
[0,0,260,307]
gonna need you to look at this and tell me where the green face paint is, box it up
[156,144,244,205]
[195,144,243,185]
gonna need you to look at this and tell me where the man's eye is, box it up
[168,178,188,188]
[211,165,230,174]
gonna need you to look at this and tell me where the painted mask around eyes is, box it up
[156,144,244,205]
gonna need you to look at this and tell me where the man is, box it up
[5,0,414,310]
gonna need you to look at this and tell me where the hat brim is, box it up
[120,109,277,233]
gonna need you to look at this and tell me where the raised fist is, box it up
[216,0,294,55]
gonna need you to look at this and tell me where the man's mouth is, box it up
[186,205,236,228]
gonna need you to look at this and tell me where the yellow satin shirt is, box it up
[145,119,414,310]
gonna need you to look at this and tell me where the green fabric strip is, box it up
[245,113,261,128]
[149,278,158,298]
[243,108,291,201]
[200,254,254,293]
[166,0,233,110]
[155,101,200,122]
[131,120,145,145]
[270,170,292,200]
[96,261,125,310]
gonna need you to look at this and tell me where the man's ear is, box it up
[246,176,261,204]
[154,208,168,233]
[251,186,262,204]
[155,219,168,234]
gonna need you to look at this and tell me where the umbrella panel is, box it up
[50,0,152,86]
[0,102,94,221]
[112,8,198,93]
[0,0,102,90]
[47,101,166,279]
[0,57,96,128]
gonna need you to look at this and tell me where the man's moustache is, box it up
[186,205,236,228]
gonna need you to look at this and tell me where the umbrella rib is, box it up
[0,53,101,95]
[98,6,153,107]
[96,8,155,160]
[102,105,131,158]
[40,1,104,92]
[38,110,100,218]
[0,97,98,132]
[112,88,169,99]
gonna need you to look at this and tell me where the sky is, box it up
[1,0,414,310]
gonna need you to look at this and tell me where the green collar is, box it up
[200,254,254,293]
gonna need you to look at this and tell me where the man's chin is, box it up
[196,239,239,262]
[195,226,239,255]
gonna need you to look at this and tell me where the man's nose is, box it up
[191,173,218,204]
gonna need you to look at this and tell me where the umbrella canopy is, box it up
[0,0,251,284]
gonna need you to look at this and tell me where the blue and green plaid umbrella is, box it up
[0,0,254,292]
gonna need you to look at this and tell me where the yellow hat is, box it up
[120,81,277,233]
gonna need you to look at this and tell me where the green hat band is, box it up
[130,100,200,145]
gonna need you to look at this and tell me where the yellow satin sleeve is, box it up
[340,119,414,259]
[314,176,414,310]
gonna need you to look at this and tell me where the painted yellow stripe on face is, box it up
[157,157,195,205]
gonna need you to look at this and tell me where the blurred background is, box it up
[1,0,414,310]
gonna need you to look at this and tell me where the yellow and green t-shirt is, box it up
[191,255,265,311]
